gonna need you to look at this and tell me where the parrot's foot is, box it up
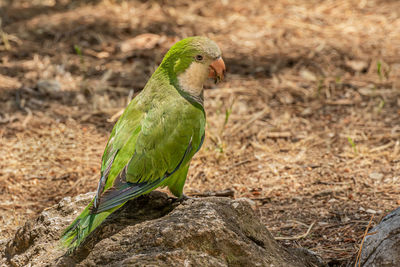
[178,193,191,201]
[168,194,192,203]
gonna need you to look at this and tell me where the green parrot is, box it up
[61,36,226,250]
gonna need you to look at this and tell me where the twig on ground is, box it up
[275,221,315,240]
[355,215,374,267]
[22,107,32,127]
[190,189,235,198]
[108,109,124,122]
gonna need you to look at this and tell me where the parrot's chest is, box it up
[168,101,204,141]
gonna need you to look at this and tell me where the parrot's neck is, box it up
[177,62,208,103]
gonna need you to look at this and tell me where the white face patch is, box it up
[177,61,210,97]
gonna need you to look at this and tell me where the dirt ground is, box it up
[1,0,400,266]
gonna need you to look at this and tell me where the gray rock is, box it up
[1,191,325,267]
[37,80,61,94]
[359,207,400,266]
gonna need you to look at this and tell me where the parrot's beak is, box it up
[209,57,226,83]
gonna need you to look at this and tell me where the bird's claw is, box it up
[179,193,191,201]
[168,194,192,203]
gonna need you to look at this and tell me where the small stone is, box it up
[119,33,164,53]
[37,80,61,94]
[301,107,313,116]
[366,209,377,214]
[300,69,317,81]
[345,59,368,72]
[369,172,383,180]
[75,93,87,105]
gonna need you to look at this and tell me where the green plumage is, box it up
[61,36,222,251]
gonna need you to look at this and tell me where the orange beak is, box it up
[208,57,226,83]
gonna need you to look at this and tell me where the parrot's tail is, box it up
[60,201,118,252]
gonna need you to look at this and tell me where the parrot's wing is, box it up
[92,99,199,213]
[92,104,144,210]
[94,137,193,213]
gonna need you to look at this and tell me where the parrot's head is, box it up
[160,36,226,98]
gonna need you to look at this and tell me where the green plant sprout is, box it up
[377,60,391,80]
[74,44,84,64]
[377,61,382,80]
[377,99,385,113]
[347,137,357,154]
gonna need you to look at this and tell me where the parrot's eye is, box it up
[195,55,203,61]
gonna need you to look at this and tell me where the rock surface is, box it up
[359,207,400,267]
[1,191,324,267]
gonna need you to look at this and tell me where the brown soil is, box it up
[1,0,400,266]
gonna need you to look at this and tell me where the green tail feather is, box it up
[60,201,121,252]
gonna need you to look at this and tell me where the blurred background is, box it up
[1,0,399,265]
